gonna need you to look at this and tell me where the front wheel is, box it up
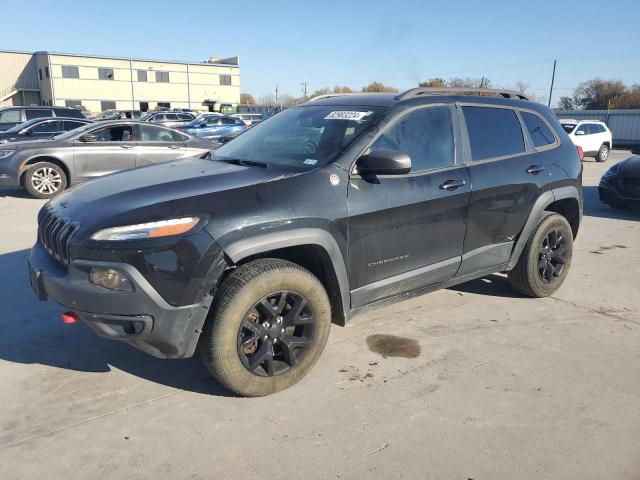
[199,259,331,396]
[596,144,609,162]
[508,212,573,297]
[23,162,67,199]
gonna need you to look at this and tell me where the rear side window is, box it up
[63,120,87,130]
[54,108,83,118]
[463,106,525,161]
[165,113,179,121]
[25,109,53,120]
[139,125,186,142]
[0,109,21,123]
[371,106,455,172]
[178,113,193,120]
[30,120,61,133]
[520,111,556,148]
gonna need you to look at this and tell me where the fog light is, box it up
[89,267,133,291]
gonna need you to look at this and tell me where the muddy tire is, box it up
[508,212,573,297]
[199,259,331,396]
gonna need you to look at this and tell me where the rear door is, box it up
[135,124,187,166]
[457,104,552,276]
[72,123,137,181]
[347,105,471,307]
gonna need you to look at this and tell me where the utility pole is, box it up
[275,84,279,104]
[301,82,308,98]
[548,59,557,107]
[479,76,486,88]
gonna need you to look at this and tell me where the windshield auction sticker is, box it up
[324,111,372,121]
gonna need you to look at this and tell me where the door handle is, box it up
[120,144,135,149]
[167,145,182,149]
[526,165,545,174]
[439,179,466,191]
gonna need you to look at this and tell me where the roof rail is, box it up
[395,87,529,101]
[304,93,357,102]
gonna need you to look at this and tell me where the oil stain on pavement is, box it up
[366,334,421,358]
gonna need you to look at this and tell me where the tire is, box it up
[508,212,573,298]
[23,162,67,199]
[596,143,609,162]
[199,259,331,396]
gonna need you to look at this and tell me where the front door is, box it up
[135,124,187,167]
[72,124,137,182]
[347,105,471,308]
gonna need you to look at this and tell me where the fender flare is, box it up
[506,186,582,269]
[224,228,350,323]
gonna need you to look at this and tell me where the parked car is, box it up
[180,115,246,141]
[94,110,142,121]
[0,106,85,131]
[140,111,194,127]
[559,119,612,162]
[0,120,212,198]
[0,117,91,144]
[26,88,582,396]
[598,147,640,209]
[231,113,263,126]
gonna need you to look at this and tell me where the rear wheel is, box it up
[199,259,331,396]
[508,212,573,297]
[23,162,67,199]
[596,143,609,162]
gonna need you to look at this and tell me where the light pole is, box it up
[548,59,557,107]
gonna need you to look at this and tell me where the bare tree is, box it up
[240,93,256,105]
[361,82,398,93]
[573,79,626,110]
[557,96,575,110]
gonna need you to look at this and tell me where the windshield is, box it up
[213,105,385,170]
[561,123,577,134]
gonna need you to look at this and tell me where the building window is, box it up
[101,101,116,111]
[65,100,83,109]
[38,69,43,80]
[45,66,50,78]
[98,68,114,80]
[220,74,232,86]
[155,71,169,83]
[61,66,79,79]
[139,101,149,112]
[137,70,147,82]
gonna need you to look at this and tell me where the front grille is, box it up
[37,205,79,264]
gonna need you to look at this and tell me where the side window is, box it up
[578,124,594,135]
[30,120,62,133]
[25,109,53,120]
[151,114,165,122]
[221,118,237,125]
[63,121,87,131]
[98,68,114,80]
[0,109,21,123]
[370,106,455,172]
[462,106,525,161]
[92,125,133,142]
[206,118,222,126]
[177,113,192,120]
[165,113,179,121]
[520,111,556,148]
[139,125,179,142]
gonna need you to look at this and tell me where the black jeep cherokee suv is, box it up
[28,88,583,396]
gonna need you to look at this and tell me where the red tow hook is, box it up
[61,311,80,324]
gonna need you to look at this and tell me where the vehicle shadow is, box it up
[582,185,640,222]
[0,186,32,199]
[0,248,234,397]
[448,273,524,298]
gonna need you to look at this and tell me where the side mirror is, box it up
[631,147,640,155]
[79,133,98,143]
[356,149,411,176]
[575,130,585,136]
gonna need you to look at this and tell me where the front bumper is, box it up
[28,242,214,359]
[599,178,640,208]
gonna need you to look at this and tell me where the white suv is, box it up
[559,119,612,162]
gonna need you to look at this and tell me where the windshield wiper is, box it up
[216,158,270,168]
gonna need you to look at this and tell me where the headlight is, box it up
[90,217,201,241]
[603,162,622,178]
[0,149,14,159]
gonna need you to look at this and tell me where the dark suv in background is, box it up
[27,88,582,396]
[0,106,85,131]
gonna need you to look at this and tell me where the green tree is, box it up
[557,96,574,110]
[418,78,446,88]
[573,79,626,110]
[333,85,352,93]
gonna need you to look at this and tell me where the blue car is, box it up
[179,115,246,141]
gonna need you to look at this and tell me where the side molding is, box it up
[224,228,350,322]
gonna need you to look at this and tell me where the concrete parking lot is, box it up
[0,151,638,480]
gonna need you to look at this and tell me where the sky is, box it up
[5,0,640,106]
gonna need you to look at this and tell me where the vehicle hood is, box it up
[620,155,640,177]
[49,156,298,236]
[1,137,61,149]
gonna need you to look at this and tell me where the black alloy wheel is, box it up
[537,229,567,284]
[238,290,315,376]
